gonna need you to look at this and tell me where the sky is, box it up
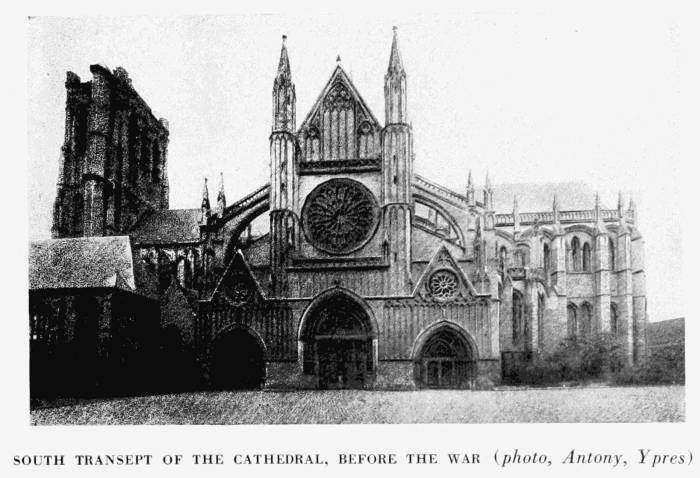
[26,13,683,321]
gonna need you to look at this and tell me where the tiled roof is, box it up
[29,236,136,291]
[130,209,201,244]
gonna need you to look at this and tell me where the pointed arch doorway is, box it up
[299,290,377,389]
[413,323,477,388]
[210,326,266,390]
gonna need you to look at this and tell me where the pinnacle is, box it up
[277,35,291,79]
[217,172,225,196]
[387,26,404,74]
[201,177,210,208]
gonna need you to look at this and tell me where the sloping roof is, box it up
[29,236,136,291]
[130,209,201,244]
[242,234,270,267]
[491,182,600,212]
[416,176,602,213]
[411,227,464,262]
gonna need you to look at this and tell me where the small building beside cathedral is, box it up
[30,29,648,395]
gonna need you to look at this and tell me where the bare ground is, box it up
[31,385,684,425]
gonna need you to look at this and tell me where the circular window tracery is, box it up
[223,280,253,306]
[301,179,379,255]
[428,269,459,300]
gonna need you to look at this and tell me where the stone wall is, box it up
[52,65,169,239]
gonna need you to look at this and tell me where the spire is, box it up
[200,177,210,224]
[618,200,630,235]
[277,35,291,80]
[387,26,405,75]
[594,192,605,234]
[466,169,475,206]
[483,172,493,210]
[628,196,636,224]
[201,177,210,209]
[273,35,296,132]
[513,195,520,235]
[617,191,624,216]
[384,26,407,124]
[217,172,226,216]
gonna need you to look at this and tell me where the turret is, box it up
[382,27,412,295]
[270,35,298,296]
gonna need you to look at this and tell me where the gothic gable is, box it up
[210,250,265,307]
[297,66,382,162]
[412,245,481,301]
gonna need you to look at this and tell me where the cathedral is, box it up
[30,28,647,393]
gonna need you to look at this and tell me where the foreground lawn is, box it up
[31,385,684,425]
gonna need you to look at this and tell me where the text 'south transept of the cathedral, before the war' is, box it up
[29,29,647,395]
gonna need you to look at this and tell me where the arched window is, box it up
[543,243,551,272]
[358,121,375,159]
[610,303,619,336]
[72,194,83,236]
[580,302,592,337]
[304,127,321,162]
[537,293,545,348]
[158,253,173,290]
[571,237,580,271]
[609,237,616,271]
[517,248,527,267]
[177,257,186,287]
[499,246,508,271]
[512,291,523,344]
[184,250,194,288]
[567,303,578,337]
[582,242,591,272]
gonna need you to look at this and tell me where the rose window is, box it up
[302,179,378,255]
[428,270,459,299]
[224,280,252,306]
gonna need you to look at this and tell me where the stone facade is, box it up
[43,29,648,392]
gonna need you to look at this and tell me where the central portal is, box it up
[301,291,375,389]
